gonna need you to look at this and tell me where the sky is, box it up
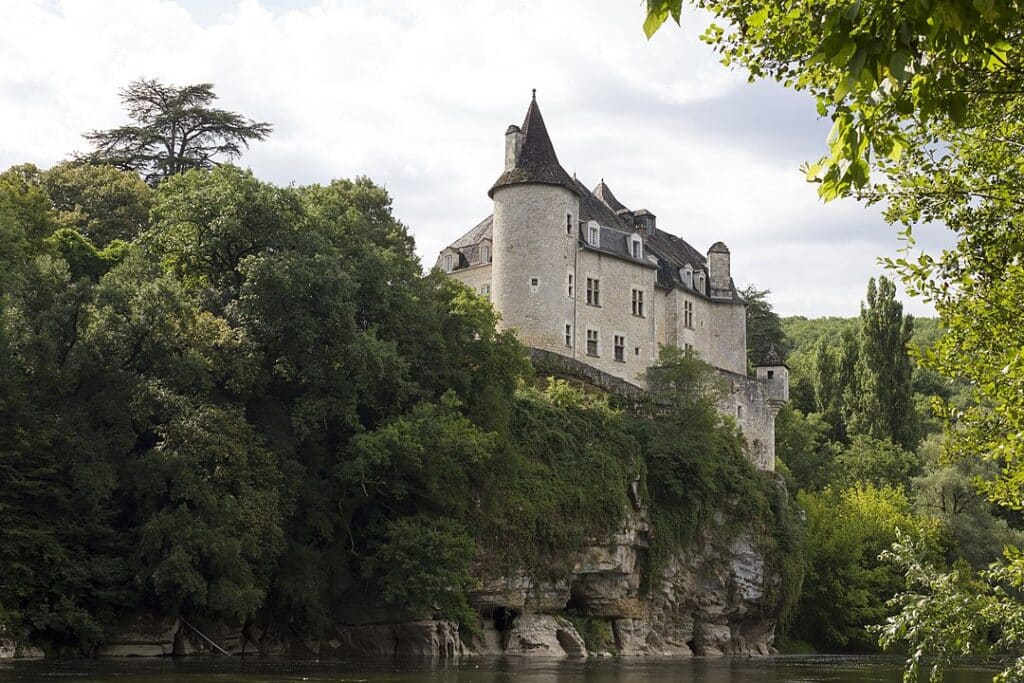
[0,0,953,317]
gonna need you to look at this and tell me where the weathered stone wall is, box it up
[528,348,778,472]
[448,262,492,297]
[491,183,579,355]
[713,368,778,472]
[707,298,748,376]
[572,248,659,385]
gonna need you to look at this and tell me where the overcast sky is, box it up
[1,0,952,317]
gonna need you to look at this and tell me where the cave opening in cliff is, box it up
[492,606,520,632]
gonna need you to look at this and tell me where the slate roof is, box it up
[489,94,580,198]
[593,180,628,214]
[451,215,492,249]
[574,177,630,231]
[446,95,741,301]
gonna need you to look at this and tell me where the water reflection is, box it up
[0,656,1001,683]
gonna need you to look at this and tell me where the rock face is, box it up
[467,509,780,657]
[10,509,777,659]
[502,615,587,658]
[97,616,180,657]
[322,620,466,658]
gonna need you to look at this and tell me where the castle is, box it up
[437,93,788,470]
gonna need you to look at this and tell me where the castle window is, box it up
[481,243,490,263]
[767,370,774,379]
[586,278,600,306]
[737,405,743,419]
[444,253,454,272]
[632,289,645,317]
[568,273,574,297]
[635,347,640,356]
[632,239,642,259]
[565,323,573,348]
[614,335,625,362]
[567,214,573,235]
[588,224,599,246]
[481,283,490,298]
[586,329,599,357]
[684,300,694,328]
[684,342,694,352]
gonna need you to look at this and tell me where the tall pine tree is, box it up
[847,277,917,450]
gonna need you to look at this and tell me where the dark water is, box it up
[0,657,1002,683]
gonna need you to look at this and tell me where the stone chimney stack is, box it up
[504,125,522,172]
[707,241,732,299]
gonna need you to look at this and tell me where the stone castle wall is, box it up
[528,348,777,472]
[491,183,579,354]
[572,248,658,384]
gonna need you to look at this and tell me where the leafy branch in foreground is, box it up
[877,531,1024,683]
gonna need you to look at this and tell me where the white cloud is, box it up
[0,0,952,316]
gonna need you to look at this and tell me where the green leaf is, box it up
[747,7,769,28]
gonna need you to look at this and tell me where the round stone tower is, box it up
[488,92,581,355]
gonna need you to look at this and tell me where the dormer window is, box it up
[588,224,599,246]
[481,243,490,263]
[681,266,693,288]
[444,253,454,272]
[697,272,706,292]
[631,237,643,259]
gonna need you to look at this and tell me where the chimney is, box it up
[707,241,731,298]
[504,125,522,172]
[634,209,656,235]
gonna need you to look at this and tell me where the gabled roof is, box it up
[489,93,579,198]
[574,177,630,231]
[593,180,628,214]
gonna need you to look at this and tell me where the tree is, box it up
[834,435,920,492]
[741,285,790,371]
[642,0,1022,200]
[792,484,934,652]
[641,1,1024,675]
[775,405,838,492]
[847,277,917,450]
[82,79,271,185]
[41,162,152,247]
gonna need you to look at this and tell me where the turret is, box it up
[755,345,790,407]
[707,241,732,299]
[488,91,580,355]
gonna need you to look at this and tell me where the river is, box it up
[0,656,1002,682]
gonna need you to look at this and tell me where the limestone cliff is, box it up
[465,509,780,658]
[19,506,781,659]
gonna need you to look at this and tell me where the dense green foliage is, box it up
[764,299,1014,655]
[643,0,1024,675]
[0,159,800,654]
[740,285,790,369]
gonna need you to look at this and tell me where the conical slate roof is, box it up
[489,93,580,198]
